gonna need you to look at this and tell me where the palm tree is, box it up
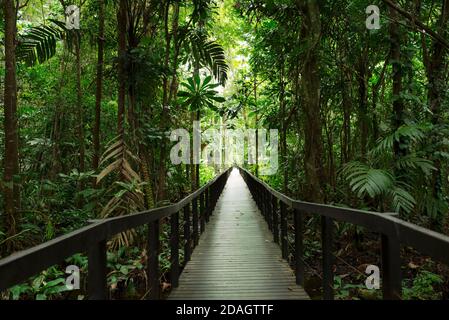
[178,75,226,113]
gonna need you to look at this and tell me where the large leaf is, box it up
[16,19,77,66]
[388,186,416,214]
[180,28,229,85]
[342,162,393,198]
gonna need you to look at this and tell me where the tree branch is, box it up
[382,0,449,50]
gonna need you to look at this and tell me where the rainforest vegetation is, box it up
[0,0,448,300]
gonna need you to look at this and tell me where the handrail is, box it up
[0,168,232,299]
[239,167,449,300]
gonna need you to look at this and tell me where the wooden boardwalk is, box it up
[169,169,309,300]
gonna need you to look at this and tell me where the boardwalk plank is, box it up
[169,169,309,300]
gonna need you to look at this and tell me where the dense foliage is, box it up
[0,0,448,300]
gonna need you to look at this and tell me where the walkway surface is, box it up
[169,169,309,300]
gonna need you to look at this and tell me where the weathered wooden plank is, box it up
[169,169,309,300]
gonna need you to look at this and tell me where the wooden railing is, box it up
[0,168,231,299]
[239,167,449,300]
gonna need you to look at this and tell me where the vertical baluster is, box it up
[192,198,199,246]
[170,212,180,288]
[183,205,191,263]
[294,209,305,286]
[267,193,273,231]
[210,187,215,216]
[148,220,160,299]
[381,234,402,300]
[265,190,269,223]
[88,239,107,300]
[272,197,279,243]
[260,186,267,221]
[280,202,288,259]
[200,192,205,233]
[321,216,334,300]
[205,188,210,222]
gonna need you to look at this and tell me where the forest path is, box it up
[169,169,309,300]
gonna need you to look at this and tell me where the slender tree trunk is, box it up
[75,37,85,200]
[297,0,324,202]
[117,0,127,137]
[51,47,70,179]
[389,2,406,160]
[341,70,352,163]
[356,44,369,159]
[371,57,388,144]
[192,33,201,191]
[3,0,20,251]
[93,0,105,171]
[280,57,288,193]
[195,110,200,189]
[422,0,449,225]
[190,112,196,191]
[254,77,259,177]
[157,0,174,201]
[168,0,180,105]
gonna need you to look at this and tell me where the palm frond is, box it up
[180,28,229,85]
[16,24,64,66]
[97,137,145,249]
[388,186,416,214]
[341,162,393,198]
[371,124,426,156]
[396,155,436,176]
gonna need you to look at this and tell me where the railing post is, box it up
[88,239,107,300]
[170,211,180,288]
[280,202,288,259]
[264,190,269,223]
[272,197,279,244]
[183,205,191,263]
[259,184,263,212]
[192,198,199,246]
[381,234,402,300]
[267,193,273,231]
[200,192,205,233]
[256,183,260,206]
[321,216,334,300]
[205,188,210,222]
[294,209,305,286]
[147,220,160,299]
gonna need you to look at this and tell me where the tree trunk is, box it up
[157,0,175,201]
[75,36,85,201]
[356,44,369,159]
[3,0,20,251]
[117,0,127,137]
[93,0,105,171]
[297,0,324,202]
[340,66,352,164]
[389,2,406,160]
[279,56,288,193]
[254,77,259,177]
[422,0,449,225]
